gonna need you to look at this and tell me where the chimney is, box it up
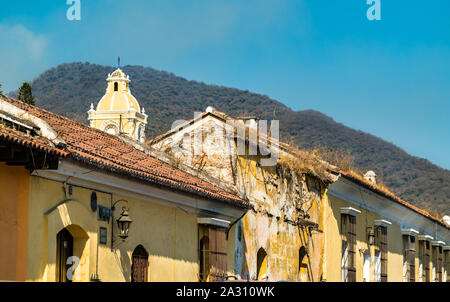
[443,215,450,226]
[205,106,215,113]
[363,170,377,184]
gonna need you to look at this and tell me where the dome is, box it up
[96,91,141,112]
[95,68,141,112]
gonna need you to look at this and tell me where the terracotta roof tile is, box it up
[0,95,248,209]
[340,170,449,229]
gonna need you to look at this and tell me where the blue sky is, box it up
[0,0,449,169]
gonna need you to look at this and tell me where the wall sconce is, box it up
[367,227,375,246]
[111,199,132,250]
[116,207,132,240]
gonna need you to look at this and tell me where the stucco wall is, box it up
[324,194,405,282]
[25,176,205,282]
[0,163,30,281]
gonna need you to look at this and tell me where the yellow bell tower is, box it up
[88,68,148,142]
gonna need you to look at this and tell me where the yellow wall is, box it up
[25,176,209,282]
[0,163,30,281]
[324,194,405,282]
[236,155,325,281]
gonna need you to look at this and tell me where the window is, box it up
[341,214,356,282]
[436,246,443,282]
[376,226,388,282]
[403,235,416,282]
[198,225,227,282]
[114,82,118,91]
[424,241,431,282]
[445,249,450,282]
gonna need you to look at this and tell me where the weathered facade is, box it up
[150,110,337,281]
[150,107,450,282]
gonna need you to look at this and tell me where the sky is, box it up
[0,0,449,169]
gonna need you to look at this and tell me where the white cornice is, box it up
[431,240,445,247]
[327,178,450,243]
[443,246,450,251]
[340,207,361,216]
[374,219,392,228]
[401,228,420,236]
[418,234,434,241]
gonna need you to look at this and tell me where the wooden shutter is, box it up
[424,241,430,282]
[208,226,228,281]
[347,215,356,282]
[408,236,416,282]
[341,214,356,282]
[437,246,443,282]
[377,226,388,282]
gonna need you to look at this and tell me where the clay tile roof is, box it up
[339,170,449,229]
[149,107,449,229]
[0,95,248,209]
[0,107,67,157]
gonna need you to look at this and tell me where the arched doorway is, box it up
[56,228,73,282]
[131,245,149,282]
[256,248,268,280]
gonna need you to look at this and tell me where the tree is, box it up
[0,83,2,94]
[18,82,35,106]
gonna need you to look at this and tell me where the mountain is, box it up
[8,62,450,216]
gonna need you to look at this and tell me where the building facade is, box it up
[150,107,450,282]
[0,94,248,282]
[1,71,449,282]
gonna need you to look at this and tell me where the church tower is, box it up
[88,68,148,142]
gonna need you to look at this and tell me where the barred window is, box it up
[341,214,356,282]
[403,235,416,282]
[424,241,431,282]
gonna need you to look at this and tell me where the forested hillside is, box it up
[9,62,450,216]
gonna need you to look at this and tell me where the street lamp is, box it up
[116,207,132,240]
[111,199,132,250]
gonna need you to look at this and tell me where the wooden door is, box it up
[131,245,149,282]
[56,228,73,282]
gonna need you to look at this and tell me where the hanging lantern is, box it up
[116,207,132,240]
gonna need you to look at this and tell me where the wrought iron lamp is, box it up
[116,207,132,240]
[111,199,132,250]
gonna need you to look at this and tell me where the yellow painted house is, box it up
[0,93,248,282]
